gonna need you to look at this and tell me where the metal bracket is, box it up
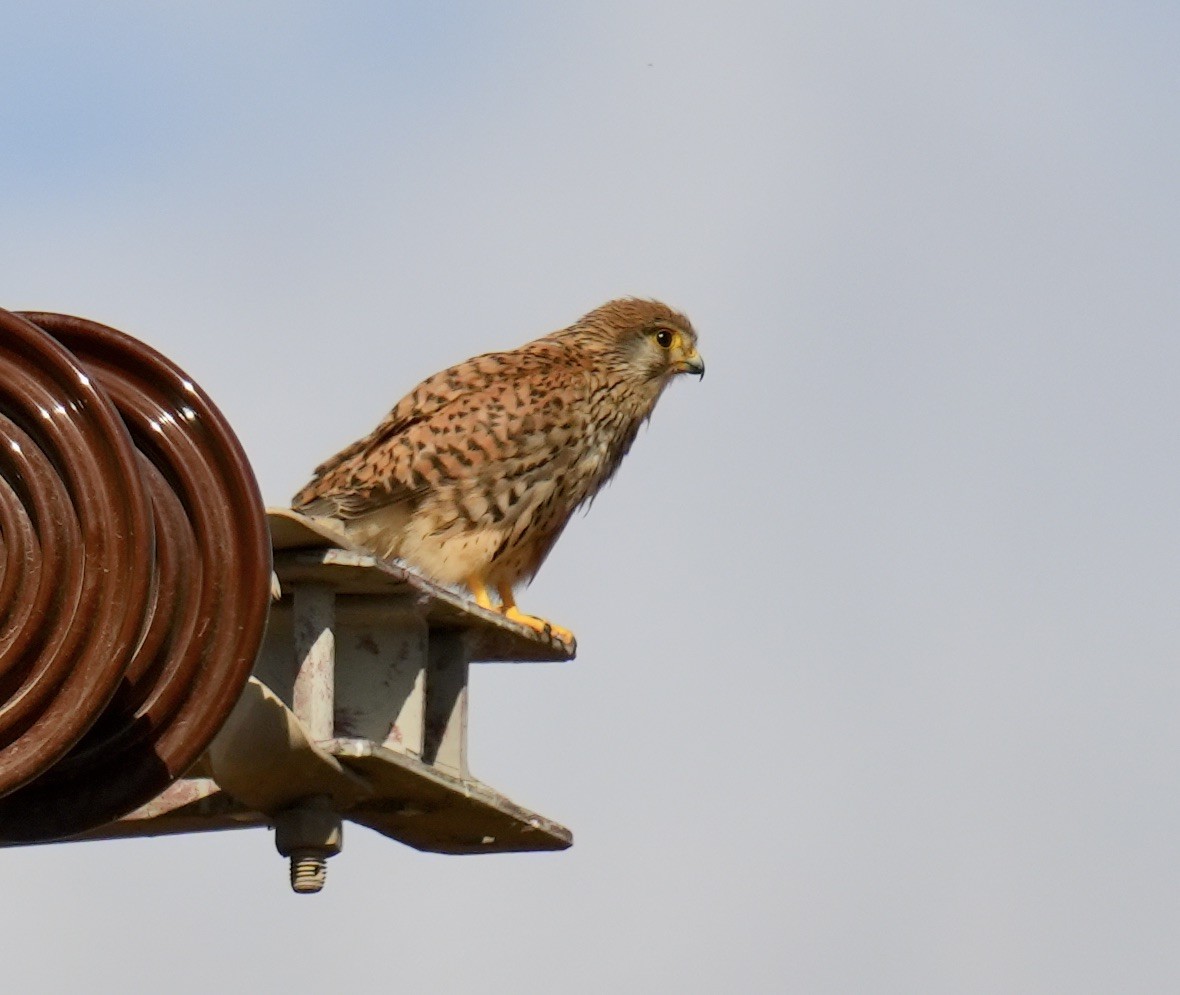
[71,510,574,891]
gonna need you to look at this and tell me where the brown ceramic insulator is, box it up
[0,314,271,842]
[0,309,154,799]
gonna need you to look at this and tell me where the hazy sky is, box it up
[3,3,1179,992]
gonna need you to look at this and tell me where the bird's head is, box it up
[565,298,705,384]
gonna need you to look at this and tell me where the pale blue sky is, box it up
[3,3,1179,992]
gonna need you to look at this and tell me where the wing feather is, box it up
[291,340,582,521]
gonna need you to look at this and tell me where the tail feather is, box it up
[339,502,413,561]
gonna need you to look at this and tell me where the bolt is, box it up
[289,851,328,894]
[273,797,343,895]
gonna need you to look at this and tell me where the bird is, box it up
[291,298,704,646]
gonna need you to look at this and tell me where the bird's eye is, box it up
[654,329,674,349]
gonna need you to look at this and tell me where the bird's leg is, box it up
[465,575,495,610]
[495,582,575,647]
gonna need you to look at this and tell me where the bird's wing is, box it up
[292,341,580,520]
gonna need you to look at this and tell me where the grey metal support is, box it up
[51,509,574,890]
[423,629,470,778]
[331,596,428,754]
[292,584,335,743]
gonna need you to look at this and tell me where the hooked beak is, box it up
[678,350,706,379]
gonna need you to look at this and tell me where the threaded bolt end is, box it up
[290,853,327,894]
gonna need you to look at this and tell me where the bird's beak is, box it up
[678,349,705,379]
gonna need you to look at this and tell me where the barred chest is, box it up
[566,407,643,501]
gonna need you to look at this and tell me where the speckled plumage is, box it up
[292,298,703,642]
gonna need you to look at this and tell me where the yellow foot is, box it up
[501,606,576,646]
[465,575,495,610]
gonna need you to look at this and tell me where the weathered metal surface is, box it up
[333,737,571,854]
[77,739,571,855]
[206,677,369,813]
[76,778,268,839]
[0,312,271,842]
[331,597,429,752]
[422,630,469,778]
[0,308,153,800]
[292,585,336,743]
[67,518,574,862]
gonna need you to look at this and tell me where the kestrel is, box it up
[291,298,704,646]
